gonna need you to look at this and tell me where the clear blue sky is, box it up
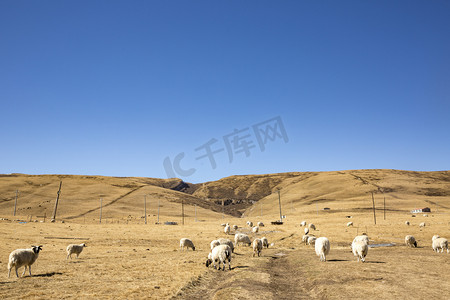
[1,1,449,183]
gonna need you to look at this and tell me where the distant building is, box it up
[411,207,431,213]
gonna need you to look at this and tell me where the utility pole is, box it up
[194,204,197,222]
[99,198,103,224]
[13,190,18,216]
[51,181,62,222]
[371,192,376,225]
[182,199,185,225]
[277,189,282,222]
[222,200,224,219]
[157,198,160,224]
[144,195,147,225]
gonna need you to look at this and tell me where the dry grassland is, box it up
[0,170,449,299]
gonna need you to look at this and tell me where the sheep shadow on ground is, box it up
[327,259,349,262]
[32,272,63,277]
[364,261,385,264]
[231,266,249,270]
[67,260,84,264]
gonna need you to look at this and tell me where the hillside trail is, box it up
[171,246,314,300]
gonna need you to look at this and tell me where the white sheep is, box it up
[302,234,312,245]
[235,233,251,246]
[300,221,307,227]
[252,226,259,233]
[304,227,310,235]
[247,221,253,227]
[224,224,231,235]
[307,236,317,246]
[206,244,232,271]
[347,222,353,227]
[257,222,264,227]
[261,237,269,248]
[419,222,426,228]
[308,223,316,230]
[217,238,235,253]
[66,243,87,259]
[232,225,238,231]
[405,235,417,248]
[180,238,195,251]
[353,234,370,245]
[352,240,368,262]
[405,221,410,226]
[432,235,449,253]
[315,237,330,262]
[252,238,263,257]
[8,245,42,278]
[210,240,220,250]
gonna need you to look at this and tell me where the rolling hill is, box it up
[0,169,449,222]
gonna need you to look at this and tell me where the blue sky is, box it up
[1,0,449,183]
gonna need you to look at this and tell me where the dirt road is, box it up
[171,247,314,300]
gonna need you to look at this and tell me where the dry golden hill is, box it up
[0,174,226,222]
[0,169,449,222]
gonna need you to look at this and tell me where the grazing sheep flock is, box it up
[353,234,370,245]
[307,236,317,246]
[235,233,252,246]
[180,238,195,251]
[66,243,87,259]
[352,240,369,262]
[210,239,220,250]
[5,207,446,292]
[315,237,330,262]
[302,234,311,245]
[432,235,449,253]
[217,238,235,253]
[206,244,232,271]
[405,235,417,248]
[224,223,231,235]
[252,238,263,257]
[8,245,42,278]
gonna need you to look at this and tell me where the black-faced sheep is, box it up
[206,244,232,271]
[8,245,42,278]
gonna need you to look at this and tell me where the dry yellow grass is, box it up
[0,170,449,299]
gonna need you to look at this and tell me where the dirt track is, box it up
[172,247,313,300]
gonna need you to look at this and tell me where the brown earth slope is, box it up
[1,169,449,221]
